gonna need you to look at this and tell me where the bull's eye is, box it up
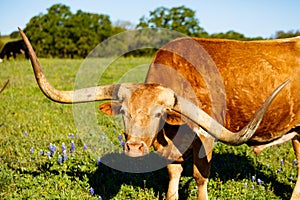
[119,108,126,115]
[154,113,162,118]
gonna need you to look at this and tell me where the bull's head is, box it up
[19,28,290,158]
[0,79,9,94]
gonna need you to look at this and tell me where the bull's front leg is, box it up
[167,163,183,200]
[193,139,213,200]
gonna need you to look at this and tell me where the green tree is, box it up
[274,30,300,39]
[137,6,208,37]
[24,4,113,58]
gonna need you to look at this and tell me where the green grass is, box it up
[0,58,297,199]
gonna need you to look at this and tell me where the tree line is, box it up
[2,4,300,58]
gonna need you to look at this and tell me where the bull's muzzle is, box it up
[124,141,149,157]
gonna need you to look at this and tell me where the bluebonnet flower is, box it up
[30,147,34,153]
[98,196,103,200]
[63,150,68,162]
[120,141,125,147]
[118,134,122,141]
[257,178,262,184]
[58,155,63,165]
[89,187,95,195]
[62,143,66,153]
[24,131,28,137]
[47,152,51,159]
[68,133,74,138]
[83,144,88,151]
[40,149,44,155]
[70,141,75,153]
[251,176,256,182]
[277,166,282,173]
[244,183,248,188]
[280,159,284,165]
[293,159,297,165]
[289,177,294,182]
[49,143,56,156]
[97,157,102,166]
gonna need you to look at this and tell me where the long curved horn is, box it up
[172,79,290,145]
[18,27,120,103]
[0,79,9,94]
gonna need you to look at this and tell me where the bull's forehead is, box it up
[118,84,175,109]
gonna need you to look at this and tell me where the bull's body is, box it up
[146,37,300,199]
[19,26,299,199]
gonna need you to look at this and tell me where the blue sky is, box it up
[0,0,299,38]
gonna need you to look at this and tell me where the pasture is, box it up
[0,58,297,199]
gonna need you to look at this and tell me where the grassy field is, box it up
[0,57,298,199]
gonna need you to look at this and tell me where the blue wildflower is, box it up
[47,152,51,159]
[97,157,102,166]
[68,133,74,138]
[49,143,56,156]
[30,147,34,153]
[293,159,297,165]
[24,131,28,137]
[98,196,103,200]
[277,166,282,173]
[118,134,122,141]
[83,144,88,150]
[62,143,66,153]
[289,177,294,182]
[58,155,63,165]
[244,183,248,188]
[40,149,44,155]
[70,141,75,153]
[257,178,262,184]
[280,159,284,165]
[89,187,95,195]
[120,141,125,147]
[251,176,256,182]
[63,150,68,161]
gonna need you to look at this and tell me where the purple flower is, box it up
[98,196,103,200]
[289,177,294,182]
[251,176,256,182]
[70,141,75,153]
[280,159,284,165]
[49,143,56,156]
[62,143,66,153]
[83,144,88,151]
[40,149,44,155]
[68,133,74,138]
[46,152,51,159]
[293,159,297,165]
[63,150,68,161]
[277,166,282,173]
[89,187,95,195]
[30,147,34,153]
[118,134,122,141]
[24,131,28,137]
[120,141,125,147]
[97,157,102,166]
[257,178,262,184]
[58,155,63,165]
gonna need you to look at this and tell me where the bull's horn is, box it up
[0,79,9,94]
[173,79,290,145]
[18,27,120,103]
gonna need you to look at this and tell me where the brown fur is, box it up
[146,37,300,199]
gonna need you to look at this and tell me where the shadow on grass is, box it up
[88,152,293,200]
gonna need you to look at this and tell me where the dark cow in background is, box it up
[19,25,299,200]
[0,40,29,61]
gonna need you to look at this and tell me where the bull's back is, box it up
[146,37,300,143]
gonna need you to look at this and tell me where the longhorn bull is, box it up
[19,27,299,199]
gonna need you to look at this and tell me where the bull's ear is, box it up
[99,102,121,116]
[165,109,185,125]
